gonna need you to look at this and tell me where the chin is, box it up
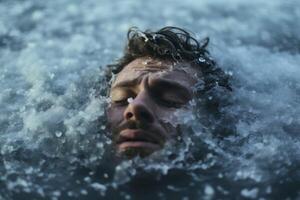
[115,138,162,158]
[116,145,159,158]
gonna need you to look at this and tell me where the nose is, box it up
[123,91,155,124]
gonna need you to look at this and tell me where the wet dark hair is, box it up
[105,26,234,137]
[107,26,231,93]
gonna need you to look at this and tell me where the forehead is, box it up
[112,57,199,88]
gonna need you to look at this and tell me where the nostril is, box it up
[123,92,155,123]
[125,112,133,119]
[124,108,154,123]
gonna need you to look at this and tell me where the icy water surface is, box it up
[0,0,300,199]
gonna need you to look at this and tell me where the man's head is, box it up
[106,27,231,158]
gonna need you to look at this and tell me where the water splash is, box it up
[0,0,299,199]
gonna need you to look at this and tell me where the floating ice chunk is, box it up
[52,190,61,197]
[161,164,170,175]
[103,173,109,178]
[84,176,91,183]
[198,57,206,63]
[90,182,107,192]
[167,185,181,191]
[240,188,259,199]
[96,142,104,148]
[266,186,272,194]
[32,11,44,21]
[226,70,233,76]
[80,189,88,195]
[7,178,29,190]
[67,191,74,197]
[204,185,215,196]
[49,73,55,79]
[37,187,45,197]
[25,167,34,174]
[55,131,62,138]
[67,4,79,14]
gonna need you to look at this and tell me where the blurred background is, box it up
[0,0,299,199]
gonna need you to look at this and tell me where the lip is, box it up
[116,129,162,152]
[117,129,158,143]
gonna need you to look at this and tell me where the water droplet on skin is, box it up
[142,58,152,65]
[127,97,133,103]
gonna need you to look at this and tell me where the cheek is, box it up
[106,106,125,127]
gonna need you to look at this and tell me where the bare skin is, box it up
[107,56,199,158]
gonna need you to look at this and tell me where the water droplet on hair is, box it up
[198,57,206,63]
[55,131,62,138]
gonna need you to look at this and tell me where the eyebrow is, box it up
[111,77,192,99]
[112,77,141,89]
[132,65,170,71]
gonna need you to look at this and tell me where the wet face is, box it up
[107,57,198,158]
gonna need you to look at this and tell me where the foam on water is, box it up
[0,0,299,199]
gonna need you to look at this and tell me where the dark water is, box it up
[0,0,300,199]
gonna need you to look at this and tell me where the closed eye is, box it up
[149,80,190,108]
[157,98,183,108]
[110,88,136,106]
[145,89,186,108]
[113,99,128,105]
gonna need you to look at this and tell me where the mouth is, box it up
[116,129,162,157]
